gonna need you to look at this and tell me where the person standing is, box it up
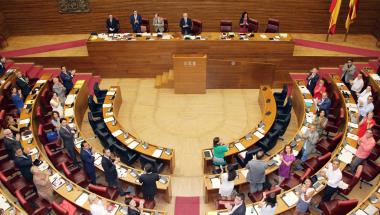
[306,68,320,96]
[357,86,372,105]
[358,96,374,121]
[296,125,319,170]
[179,13,192,35]
[0,56,6,76]
[153,13,164,33]
[358,112,376,137]
[350,73,364,98]
[313,110,328,136]
[321,159,342,202]
[11,87,24,114]
[239,12,249,33]
[15,71,31,98]
[31,166,54,203]
[341,58,357,86]
[350,129,376,172]
[14,148,33,183]
[313,80,326,101]
[258,192,277,215]
[295,178,315,215]
[316,92,331,115]
[60,66,75,95]
[219,164,237,199]
[101,149,127,196]
[3,129,22,160]
[130,10,142,33]
[224,193,246,215]
[59,118,79,166]
[52,77,66,105]
[106,14,120,33]
[278,145,296,184]
[80,142,96,184]
[139,163,159,201]
[246,150,268,193]
[50,92,64,117]
[212,137,228,171]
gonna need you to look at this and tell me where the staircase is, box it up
[155,69,174,88]
[7,60,101,95]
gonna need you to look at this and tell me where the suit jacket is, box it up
[318,98,332,114]
[179,18,192,35]
[59,126,75,150]
[130,15,142,33]
[4,137,23,160]
[306,73,319,95]
[14,154,33,182]
[0,62,5,76]
[139,172,159,197]
[231,203,246,215]
[246,159,267,184]
[60,71,73,93]
[153,17,164,33]
[106,18,120,33]
[341,63,357,83]
[16,76,31,98]
[377,64,380,76]
[101,156,118,184]
[80,148,95,174]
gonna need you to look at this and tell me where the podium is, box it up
[172,54,207,94]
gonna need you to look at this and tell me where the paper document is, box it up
[112,129,123,137]
[370,73,380,81]
[104,117,114,123]
[355,209,368,215]
[102,103,112,108]
[64,108,74,117]
[254,131,265,139]
[75,193,89,206]
[0,195,10,211]
[348,122,358,129]
[210,177,221,189]
[347,133,359,141]
[260,34,268,39]
[364,204,379,215]
[127,141,140,149]
[344,144,357,154]
[36,80,47,84]
[257,127,265,134]
[106,91,116,96]
[282,191,299,207]
[235,142,245,151]
[65,95,76,105]
[241,169,249,178]
[338,149,354,164]
[19,118,30,125]
[152,149,163,158]
[336,82,345,87]
[117,168,127,178]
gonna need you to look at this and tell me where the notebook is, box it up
[112,129,123,137]
[152,149,163,158]
[75,193,89,206]
[127,141,140,149]
[235,142,245,151]
[282,191,299,207]
[210,177,221,189]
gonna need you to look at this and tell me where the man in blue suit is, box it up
[0,56,6,77]
[317,92,331,115]
[14,147,33,183]
[179,13,192,35]
[80,142,96,184]
[59,66,75,95]
[130,10,142,33]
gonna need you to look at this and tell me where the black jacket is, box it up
[14,154,33,182]
[106,18,120,33]
[0,62,5,77]
[179,18,192,35]
[59,126,75,150]
[306,73,319,95]
[16,76,31,98]
[139,172,159,197]
[101,155,118,184]
[3,137,23,160]
[231,204,246,215]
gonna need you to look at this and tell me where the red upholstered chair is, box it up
[88,184,118,200]
[44,142,73,169]
[316,133,343,154]
[192,19,203,35]
[0,155,14,172]
[62,162,89,188]
[320,199,358,215]
[280,168,312,190]
[36,106,51,125]
[0,168,31,193]
[141,18,150,33]
[220,20,232,32]
[248,18,259,33]
[360,160,380,188]
[248,186,281,203]
[338,166,362,195]
[265,18,279,33]
[326,108,345,134]
[302,152,332,173]
[369,143,380,161]
[52,201,70,215]
[40,89,53,113]
[329,92,341,112]
[215,199,234,210]
[163,18,169,32]
[52,200,83,215]
[15,185,51,215]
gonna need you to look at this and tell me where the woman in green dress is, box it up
[212,137,228,170]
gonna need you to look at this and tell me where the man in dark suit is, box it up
[377,57,380,76]
[317,92,332,115]
[58,118,79,166]
[59,66,75,95]
[130,10,142,33]
[225,193,246,215]
[3,129,23,160]
[139,163,159,201]
[14,147,33,183]
[15,71,31,98]
[306,68,319,96]
[0,56,6,77]
[179,13,192,35]
[106,14,120,33]
[101,149,126,196]
[80,142,96,184]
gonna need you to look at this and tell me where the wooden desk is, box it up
[0,70,15,95]
[86,32,294,78]
[0,188,27,215]
[202,86,277,172]
[17,75,166,215]
[348,182,380,214]
[203,82,309,203]
[66,81,171,203]
[102,86,175,173]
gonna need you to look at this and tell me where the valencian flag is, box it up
[328,0,342,34]
[345,0,359,31]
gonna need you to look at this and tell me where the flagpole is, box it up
[326,31,330,42]
[344,30,349,42]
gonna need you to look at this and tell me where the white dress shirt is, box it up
[324,163,342,188]
[351,78,364,93]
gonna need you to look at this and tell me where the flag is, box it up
[345,0,359,32]
[328,0,342,34]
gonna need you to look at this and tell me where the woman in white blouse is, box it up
[295,178,315,215]
[258,192,277,215]
[50,92,64,117]
[357,86,372,105]
[219,164,237,199]
[88,194,108,215]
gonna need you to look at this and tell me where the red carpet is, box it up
[174,196,200,215]
[294,39,380,57]
[0,39,87,57]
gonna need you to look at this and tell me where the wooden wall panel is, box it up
[0,12,9,38]
[1,0,379,35]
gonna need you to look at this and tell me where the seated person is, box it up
[7,115,20,136]
[14,147,33,183]
[0,56,6,76]
[15,71,31,98]
[350,73,364,99]
[106,14,120,33]
[127,199,144,215]
[130,10,142,33]
[52,77,66,105]
[358,86,372,105]
[316,92,331,115]
[341,58,357,86]
[60,66,75,94]
[313,80,326,101]
[153,13,164,33]
[88,194,109,214]
[50,92,64,117]
[239,12,249,33]
[179,13,192,35]
[11,87,24,114]
[51,111,61,130]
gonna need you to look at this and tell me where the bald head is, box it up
[3,129,13,137]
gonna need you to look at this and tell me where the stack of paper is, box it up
[75,193,89,206]
[348,122,359,129]
[117,167,127,178]
[65,94,76,105]
[64,108,74,117]
[254,131,264,139]
[355,209,368,215]
[260,34,268,39]
[257,127,265,134]
[127,141,140,149]
[272,154,282,165]
[112,129,123,137]
[338,149,354,164]
[28,147,38,156]
[347,133,359,141]
[106,91,116,96]
[152,149,163,158]
[282,191,299,207]
[344,144,357,154]
[0,195,10,210]
[102,103,112,108]
[104,117,114,123]
[235,142,246,151]
[210,177,221,189]
[370,73,380,81]
[36,80,47,84]
[364,204,379,215]
[336,82,345,87]
[94,157,102,166]
[279,33,288,38]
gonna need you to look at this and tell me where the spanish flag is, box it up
[345,0,359,32]
[328,0,342,34]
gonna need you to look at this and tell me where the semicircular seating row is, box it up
[206,59,380,214]
[0,61,168,214]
